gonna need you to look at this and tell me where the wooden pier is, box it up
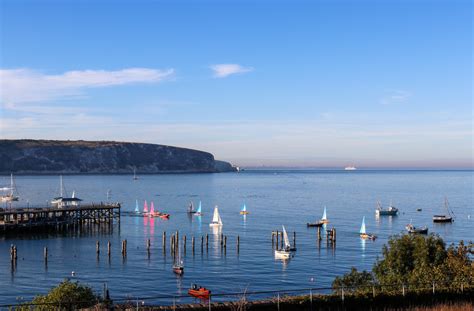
[0,203,121,233]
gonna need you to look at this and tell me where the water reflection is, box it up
[360,238,366,255]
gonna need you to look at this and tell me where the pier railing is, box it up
[3,281,473,310]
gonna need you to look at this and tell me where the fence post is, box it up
[432,281,435,294]
[402,284,405,297]
[341,286,344,302]
[372,286,375,298]
[461,283,464,293]
[310,289,313,311]
[277,292,280,311]
[208,295,211,311]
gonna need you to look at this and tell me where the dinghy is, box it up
[275,225,293,259]
[359,216,376,240]
[209,206,223,227]
[240,203,249,215]
[194,201,203,216]
[188,284,210,299]
[406,222,428,234]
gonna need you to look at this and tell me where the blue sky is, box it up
[0,0,472,168]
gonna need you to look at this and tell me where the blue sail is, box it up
[241,203,246,212]
[322,206,327,220]
[196,201,202,214]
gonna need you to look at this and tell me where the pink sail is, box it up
[150,201,155,214]
[143,200,148,213]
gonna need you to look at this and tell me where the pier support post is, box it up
[272,232,275,248]
[146,239,151,254]
[206,234,209,250]
[317,227,321,240]
[107,241,111,257]
[96,241,100,255]
[293,231,296,248]
[163,231,166,251]
[192,236,195,254]
[121,240,127,257]
[44,247,48,262]
[280,232,283,249]
[201,236,204,252]
[183,235,187,255]
[237,235,240,253]
[224,236,227,249]
[276,231,279,250]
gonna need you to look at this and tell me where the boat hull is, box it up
[240,211,249,215]
[173,266,184,275]
[188,288,210,299]
[433,215,453,223]
[360,233,377,240]
[306,222,324,227]
[274,250,291,259]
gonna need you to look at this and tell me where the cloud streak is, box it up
[0,68,175,106]
[210,64,253,78]
[380,90,411,105]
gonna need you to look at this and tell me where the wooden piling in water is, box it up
[206,234,209,250]
[183,235,187,255]
[170,235,174,256]
[280,232,284,249]
[44,247,48,262]
[271,232,275,248]
[237,235,240,253]
[192,236,195,254]
[275,231,279,249]
[224,235,227,248]
[332,228,336,242]
[163,231,166,251]
[146,239,151,253]
[96,241,100,255]
[107,241,111,257]
[293,231,296,248]
[317,227,321,240]
[121,240,127,256]
[201,236,204,252]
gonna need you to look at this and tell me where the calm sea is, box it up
[0,170,473,305]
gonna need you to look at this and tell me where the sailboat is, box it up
[51,175,82,208]
[187,201,195,214]
[134,199,141,214]
[173,245,184,275]
[433,197,455,223]
[209,206,223,227]
[360,216,376,240]
[240,203,249,215]
[307,206,329,227]
[133,168,138,180]
[149,201,159,217]
[194,201,203,216]
[1,173,19,202]
[143,200,149,215]
[275,225,292,259]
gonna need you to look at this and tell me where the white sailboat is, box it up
[240,203,249,215]
[1,173,19,202]
[275,225,292,259]
[209,206,223,227]
[194,201,202,216]
[321,206,329,223]
[51,175,82,208]
[360,216,376,240]
[134,199,140,214]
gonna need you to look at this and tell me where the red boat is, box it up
[173,265,184,275]
[188,284,210,299]
[159,213,170,219]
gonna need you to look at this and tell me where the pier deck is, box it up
[0,203,120,233]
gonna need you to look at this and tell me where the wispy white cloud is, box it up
[0,68,175,106]
[210,64,254,78]
[380,90,411,105]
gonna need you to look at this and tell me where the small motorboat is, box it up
[188,284,211,299]
[159,213,170,219]
[406,223,428,234]
[417,208,422,212]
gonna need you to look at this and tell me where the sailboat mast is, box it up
[60,175,63,197]
[10,173,13,196]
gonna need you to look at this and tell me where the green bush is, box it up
[18,279,99,310]
[333,235,473,294]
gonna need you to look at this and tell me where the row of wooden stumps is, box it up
[10,244,18,269]
[168,231,240,257]
[271,231,296,250]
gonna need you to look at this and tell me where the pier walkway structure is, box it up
[0,202,121,233]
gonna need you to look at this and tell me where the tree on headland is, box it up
[332,234,473,293]
[17,279,100,310]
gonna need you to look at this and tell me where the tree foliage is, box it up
[332,234,473,293]
[19,279,99,310]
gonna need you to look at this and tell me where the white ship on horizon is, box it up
[344,165,357,171]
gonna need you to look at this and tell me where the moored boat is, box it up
[375,201,398,216]
[51,176,82,208]
[433,197,455,223]
[194,201,203,216]
[187,201,195,214]
[320,206,329,224]
[406,223,428,234]
[1,174,19,202]
[274,225,294,259]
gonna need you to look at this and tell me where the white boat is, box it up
[194,201,202,216]
[209,206,223,227]
[344,165,357,171]
[360,216,376,240]
[134,199,140,214]
[275,225,292,259]
[321,206,329,223]
[1,173,19,202]
[51,176,82,208]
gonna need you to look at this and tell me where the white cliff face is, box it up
[0,140,236,174]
